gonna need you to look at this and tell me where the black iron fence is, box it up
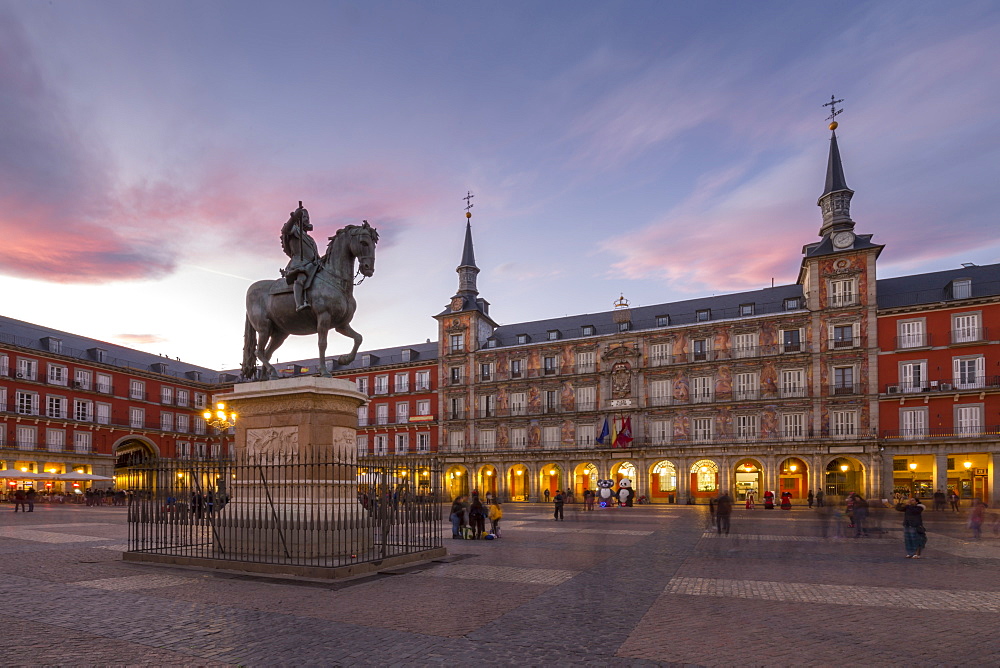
[125,453,441,570]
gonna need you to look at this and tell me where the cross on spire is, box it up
[823,95,844,125]
[463,191,475,213]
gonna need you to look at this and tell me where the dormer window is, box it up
[656,315,669,327]
[618,321,630,332]
[42,337,63,354]
[485,338,498,348]
[547,330,560,341]
[581,325,595,336]
[784,297,801,311]
[516,334,529,345]
[401,349,412,362]
[952,278,972,300]
[696,309,711,322]
[739,304,754,317]
[361,354,372,367]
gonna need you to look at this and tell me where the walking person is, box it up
[553,490,565,521]
[716,492,733,535]
[544,488,550,503]
[449,495,465,539]
[807,490,814,509]
[26,488,36,512]
[852,494,869,537]
[896,497,927,558]
[968,500,987,539]
[933,489,946,512]
[13,489,26,512]
[469,497,487,539]
[488,499,503,538]
[816,489,825,507]
[949,489,960,512]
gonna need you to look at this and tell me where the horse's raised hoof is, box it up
[337,355,354,366]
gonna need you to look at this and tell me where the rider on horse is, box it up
[280,203,321,312]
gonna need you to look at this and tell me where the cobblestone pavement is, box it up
[2,501,999,666]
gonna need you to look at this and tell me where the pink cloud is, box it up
[115,333,167,345]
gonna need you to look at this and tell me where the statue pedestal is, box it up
[214,377,370,561]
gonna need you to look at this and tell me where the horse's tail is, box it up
[241,314,257,380]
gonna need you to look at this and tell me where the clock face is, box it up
[450,297,464,311]
[833,231,855,249]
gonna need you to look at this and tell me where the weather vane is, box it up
[463,190,474,213]
[823,94,844,129]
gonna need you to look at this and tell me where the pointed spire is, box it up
[460,218,477,268]
[455,192,480,299]
[817,96,854,237]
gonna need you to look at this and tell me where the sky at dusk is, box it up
[1,1,998,370]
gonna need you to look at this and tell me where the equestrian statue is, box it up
[241,202,379,380]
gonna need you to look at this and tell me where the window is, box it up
[897,320,925,348]
[449,397,464,419]
[479,430,495,452]
[485,338,497,348]
[129,380,145,400]
[692,376,712,403]
[97,373,112,394]
[693,418,713,443]
[450,367,462,384]
[0,353,8,376]
[96,403,111,425]
[177,414,189,433]
[833,367,855,394]
[48,364,68,386]
[740,303,755,317]
[735,372,758,400]
[394,372,409,392]
[543,356,557,375]
[576,351,595,373]
[74,399,92,422]
[510,428,526,450]
[449,333,464,353]
[830,278,856,307]
[448,430,465,451]
[900,361,926,393]
[545,390,558,413]
[396,401,409,423]
[374,435,388,455]
[692,338,709,361]
[46,428,65,451]
[160,412,174,431]
[953,356,985,389]
[736,415,758,440]
[649,420,670,445]
[129,407,144,428]
[517,334,528,345]
[650,343,671,366]
[831,324,857,349]
[656,315,670,327]
[193,392,206,409]
[696,309,711,322]
[577,385,596,411]
[416,433,430,453]
[47,396,67,418]
[952,313,981,343]
[782,329,802,353]
[649,379,671,407]
[576,423,595,448]
[374,375,388,394]
[510,392,526,416]
[734,333,756,358]
[956,405,982,435]
[16,391,38,415]
[361,354,372,367]
[74,431,92,454]
[355,377,369,395]
[415,370,430,390]
[416,399,430,416]
[831,410,857,438]
[394,433,409,454]
[376,404,388,425]
[780,369,805,398]
[582,325,595,336]
[176,389,189,407]
[547,330,559,341]
[784,297,801,311]
[161,386,174,404]
[900,408,927,439]
[782,413,804,439]
[195,443,206,459]
[479,363,493,381]
[193,417,206,434]
[16,425,36,450]
[510,359,523,378]
[357,406,369,426]
[17,358,37,381]
[618,321,631,332]
[542,425,560,447]
[0,387,5,412]
[952,279,972,299]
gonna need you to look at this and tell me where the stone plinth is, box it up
[213,377,370,560]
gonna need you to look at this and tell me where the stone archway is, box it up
[574,462,599,498]
[445,464,470,500]
[778,456,809,500]
[824,457,866,500]
[733,458,764,502]
[539,463,563,501]
[690,459,720,503]
[649,460,678,504]
[507,464,530,502]
[477,464,499,498]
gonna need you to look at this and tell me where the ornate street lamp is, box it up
[202,401,237,460]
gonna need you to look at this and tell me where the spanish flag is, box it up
[610,418,619,448]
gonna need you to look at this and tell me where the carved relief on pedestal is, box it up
[246,426,298,463]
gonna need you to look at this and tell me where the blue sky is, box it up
[1,1,998,369]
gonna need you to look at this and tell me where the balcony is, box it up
[445,376,465,387]
[650,354,674,367]
[894,334,931,350]
[96,383,113,394]
[951,327,988,344]
[731,346,758,359]
[884,376,1000,394]
[830,383,864,396]
[732,389,761,401]
[779,387,808,398]
[446,410,467,420]
[781,342,803,354]
[829,337,861,350]
[372,386,389,396]
[882,425,999,440]
[414,382,432,391]
[688,350,713,363]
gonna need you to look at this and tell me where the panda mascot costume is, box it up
[596,479,616,508]
[617,478,635,507]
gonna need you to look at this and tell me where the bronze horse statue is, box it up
[241,221,379,380]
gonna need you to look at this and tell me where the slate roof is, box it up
[236,341,439,379]
[876,262,1000,309]
[803,233,883,258]
[0,314,219,383]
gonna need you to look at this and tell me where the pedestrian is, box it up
[968,500,987,539]
[896,497,927,558]
[544,488,550,503]
[845,493,856,528]
[716,492,733,535]
[852,494,869,537]
[933,489,946,512]
[709,495,717,526]
[807,490,814,509]
[817,498,833,538]
[553,489,565,521]
[583,489,594,511]
[485,491,492,505]
[13,489,27,512]
[469,497,487,539]
[488,499,503,538]
[449,495,465,539]
[816,489,825,507]
[26,488,36,512]
[949,489,960,512]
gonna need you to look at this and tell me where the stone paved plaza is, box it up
[2,501,999,666]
